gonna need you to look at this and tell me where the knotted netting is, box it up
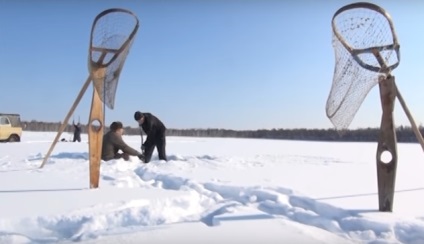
[326,2,400,130]
[89,8,139,109]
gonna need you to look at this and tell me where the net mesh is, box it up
[326,4,399,130]
[89,9,139,109]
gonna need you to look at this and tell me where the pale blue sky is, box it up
[1,0,424,130]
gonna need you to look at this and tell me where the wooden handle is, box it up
[88,87,104,189]
[376,75,398,212]
[395,84,424,152]
[88,68,106,189]
[40,76,92,168]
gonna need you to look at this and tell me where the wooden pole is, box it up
[394,84,424,151]
[376,75,398,212]
[39,76,92,168]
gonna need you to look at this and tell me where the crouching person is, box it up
[101,121,144,161]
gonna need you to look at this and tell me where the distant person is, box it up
[73,122,81,142]
[101,121,144,161]
[134,111,167,163]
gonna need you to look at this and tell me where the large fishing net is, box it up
[326,2,400,130]
[89,9,139,109]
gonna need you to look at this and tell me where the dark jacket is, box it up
[73,123,81,135]
[101,130,140,161]
[140,113,166,148]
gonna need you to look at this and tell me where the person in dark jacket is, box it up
[134,111,167,163]
[73,122,81,142]
[101,121,144,161]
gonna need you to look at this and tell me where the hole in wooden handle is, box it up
[90,119,102,132]
[380,150,393,164]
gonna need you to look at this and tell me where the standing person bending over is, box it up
[134,111,167,163]
[101,121,144,161]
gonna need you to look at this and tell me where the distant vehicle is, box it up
[0,113,22,142]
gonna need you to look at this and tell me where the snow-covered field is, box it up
[1,131,424,243]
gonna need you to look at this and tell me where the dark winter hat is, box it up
[134,111,143,121]
[110,121,123,131]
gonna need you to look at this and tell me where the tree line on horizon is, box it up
[21,120,424,143]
